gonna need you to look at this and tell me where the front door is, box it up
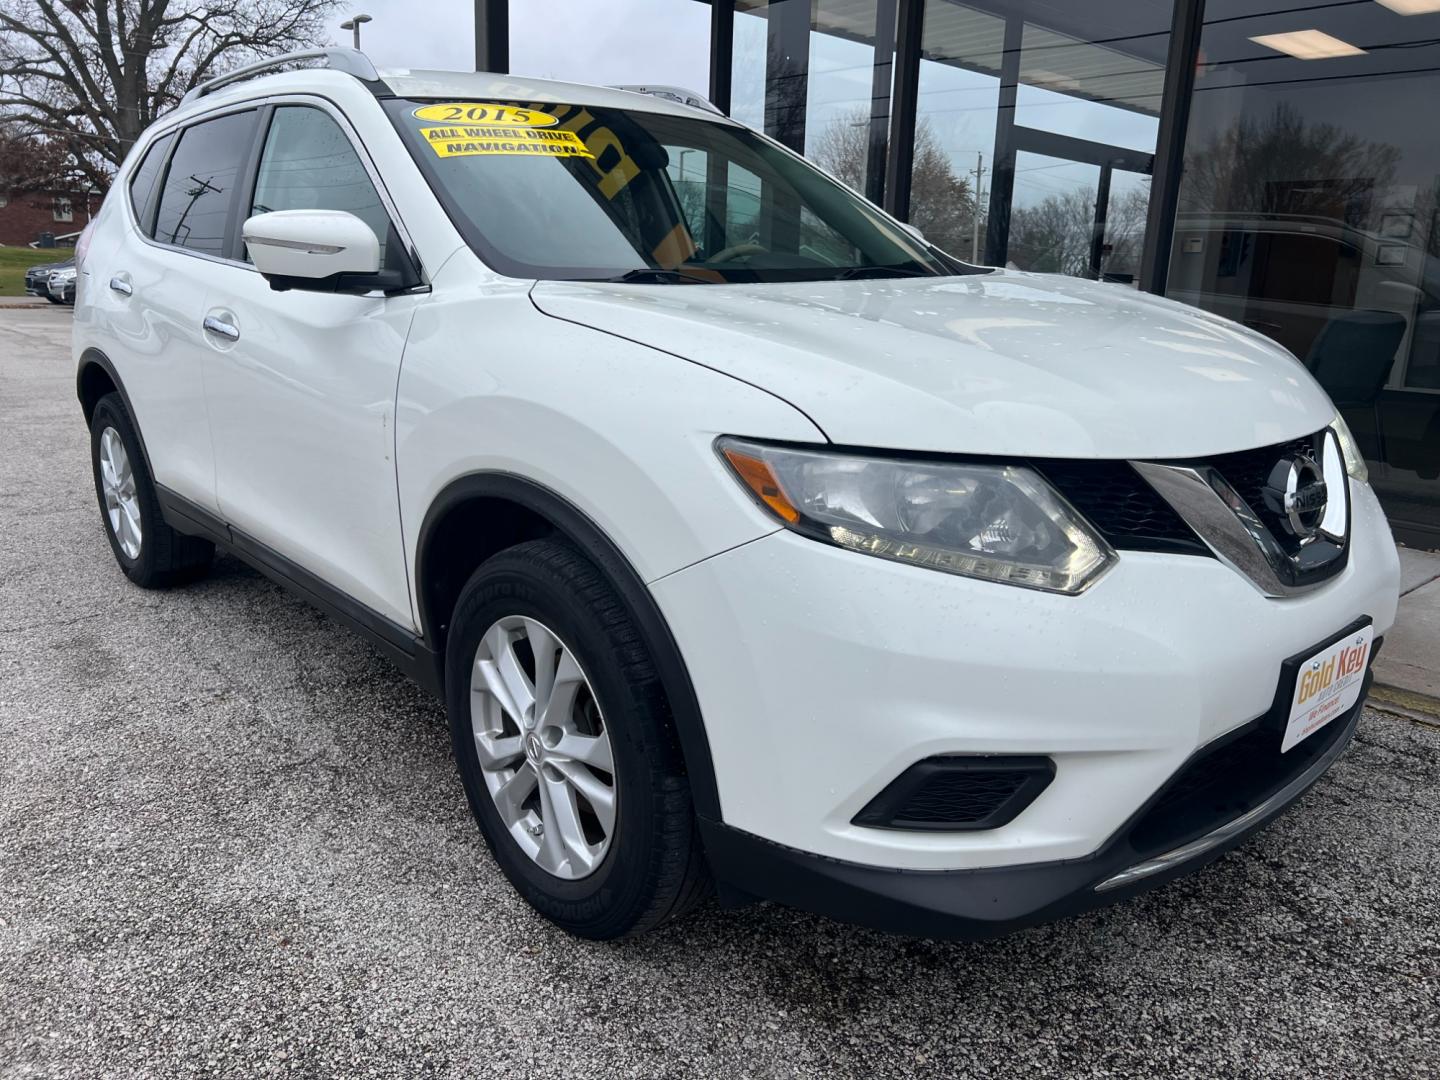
[107,111,261,513]
[203,103,422,629]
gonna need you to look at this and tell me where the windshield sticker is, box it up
[420,124,594,159]
[412,103,559,127]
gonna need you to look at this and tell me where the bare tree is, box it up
[810,107,972,254]
[1006,187,1093,276]
[0,115,76,190]
[0,0,342,189]
[1008,184,1151,279]
[1179,101,1400,229]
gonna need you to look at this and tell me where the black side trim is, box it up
[852,755,1055,831]
[416,472,722,822]
[155,486,442,697]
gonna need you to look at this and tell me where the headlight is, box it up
[717,438,1115,594]
[1331,412,1368,484]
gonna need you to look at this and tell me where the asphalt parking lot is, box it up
[2,304,1438,1079]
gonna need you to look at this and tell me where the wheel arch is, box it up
[76,349,155,477]
[416,472,722,821]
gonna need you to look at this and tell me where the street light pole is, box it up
[678,149,697,183]
[340,13,372,50]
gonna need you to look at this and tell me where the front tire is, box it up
[445,539,709,939]
[89,392,214,588]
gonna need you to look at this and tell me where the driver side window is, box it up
[249,106,391,264]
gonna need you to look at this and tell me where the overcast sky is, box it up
[324,0,712,88]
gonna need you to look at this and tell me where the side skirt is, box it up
[156,486,444,697]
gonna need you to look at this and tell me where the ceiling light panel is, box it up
[1250,29,1368,59]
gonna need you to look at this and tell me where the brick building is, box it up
[0,187,99,247]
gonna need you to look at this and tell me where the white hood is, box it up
[530,271,1336,459]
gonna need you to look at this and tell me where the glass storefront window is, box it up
[731,3,768,131]
[731,0,812,151]
[1009,151,1101,274]
[1168,0,1440,545]
[910,1,1168,274]
[1013,10,1169,153]
[805,1,891,199]
[733,0,895,202]
[911,1,1001,259]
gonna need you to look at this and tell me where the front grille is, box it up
[1206,433,1320,555]
[853,756,1055,831]
[1037,428,1333,565]
[1036,459,1203,553]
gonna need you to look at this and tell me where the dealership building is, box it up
[476,0,1440,547]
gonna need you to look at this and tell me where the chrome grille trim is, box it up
[1132,429,1350,598]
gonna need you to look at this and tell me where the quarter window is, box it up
[127,132,174,233]
[153,110,258,258]
[249,106,390,263]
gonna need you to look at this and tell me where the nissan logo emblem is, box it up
[1263,452,1328,539]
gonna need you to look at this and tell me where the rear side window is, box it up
[249,106,390,263]
[153,110,258,258]
[127,132,173,233]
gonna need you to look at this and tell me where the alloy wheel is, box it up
[469,616,617,880]
[99,426,142,559]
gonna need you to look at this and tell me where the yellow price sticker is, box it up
[412,102,560,127]
[420,124,594,160]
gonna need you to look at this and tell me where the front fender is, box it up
[394,277,824,593]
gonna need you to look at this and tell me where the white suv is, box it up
[74,50,1401,940]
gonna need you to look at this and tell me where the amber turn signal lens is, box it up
[721,446,801,524]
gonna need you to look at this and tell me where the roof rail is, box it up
[180,48,382,105]
[610,84,724,115]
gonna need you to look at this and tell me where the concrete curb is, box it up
[1369,683,1440,727]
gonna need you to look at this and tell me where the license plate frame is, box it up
[1267,617,1375,753]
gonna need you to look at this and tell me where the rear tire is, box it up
[89,392,214,588]
[445,539,709,939]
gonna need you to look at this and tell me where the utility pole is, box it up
[969,152,987,264]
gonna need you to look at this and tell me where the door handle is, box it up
[109,276,132,296]
[202,315,240,341]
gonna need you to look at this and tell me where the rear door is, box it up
[102,109,260,512]
[201,101,423,629]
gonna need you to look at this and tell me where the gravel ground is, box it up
[2,305,1439,1079]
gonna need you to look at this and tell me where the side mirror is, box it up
[243,210,386,293]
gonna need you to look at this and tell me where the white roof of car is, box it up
[379,69,725,119]
[175,58,727,126]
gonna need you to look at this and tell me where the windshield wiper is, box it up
[603,268,714,285]
[832,265,930,281]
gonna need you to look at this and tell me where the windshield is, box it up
[384,97,979,283]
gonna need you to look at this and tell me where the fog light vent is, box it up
[852,756,1055,832]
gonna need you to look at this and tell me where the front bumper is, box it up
[702,679,1370,937]
[650,479,1399,931]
